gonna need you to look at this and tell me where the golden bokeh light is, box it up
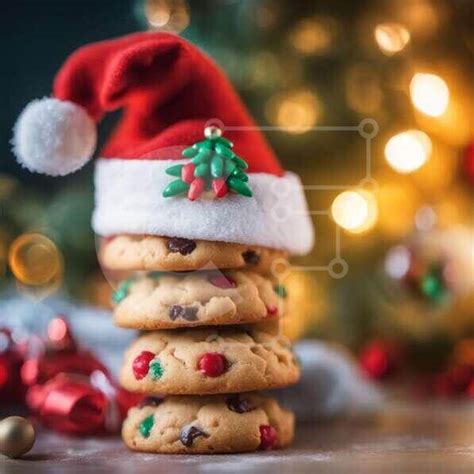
[410,73,449,117]
[331,190,378,233]
[385,130,432,173]
[8,233,62,286]
[374,22,410,55]
[145,0,189,33]
[345,64,383,114]
[266,89,321,134]
[289,17,334,55]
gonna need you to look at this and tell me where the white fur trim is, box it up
[93,159,314,254]
[12,98,96,176]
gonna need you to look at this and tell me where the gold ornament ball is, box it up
[0,416,36,459]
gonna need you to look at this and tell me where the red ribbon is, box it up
[27,372,140,435]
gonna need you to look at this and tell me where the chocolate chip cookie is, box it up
[120,326,299,395]
[122,393,294,453]
[112,270,283,329]
[99,235,287,273]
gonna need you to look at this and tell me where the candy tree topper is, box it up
[162,126,253,201]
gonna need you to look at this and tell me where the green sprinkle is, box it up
[149,360,164,380]
[215,142,235,159]
[210,155,224,178]
[165,164,183,177]
[224,159,237,177]
[194,163,210,178]
[162,179,190,198]
[111,277,135,304]
[215,136,233,148]
[232,169,249,182]
[232,156,249,170]
[182,147,199,158]
[273,284,288,298]
[193,140,213,150]
[139,415,155,438]
[227,177,253,197]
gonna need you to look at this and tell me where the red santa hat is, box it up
[12,32,313,255]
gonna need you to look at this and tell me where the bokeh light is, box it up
[289,17,335,55]
[385,130,432,173]
[331,190,378,233]
[266,89,321,134]
[8,233,62,286]
[410,73,449,117]
[145,0,189,33]
[374,22,410,55]
[384,245,411,280]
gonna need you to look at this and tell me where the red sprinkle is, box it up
[181,163,196,184]
[259,425,278,450]
[266,304,278,316]
[188,178,205,201]
[208,274,236,289]
[212,178,228,198]
[197,353,227,377]
[133,351,155,380]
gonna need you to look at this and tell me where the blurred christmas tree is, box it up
[1,0,472,389]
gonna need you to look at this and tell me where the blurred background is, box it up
[1,0,473,396]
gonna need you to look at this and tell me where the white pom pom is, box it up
[12,98,97,176]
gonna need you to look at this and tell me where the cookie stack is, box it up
[12,32,314,454]
[104,235,300,453]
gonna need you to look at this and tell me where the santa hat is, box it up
[12,32,313,255]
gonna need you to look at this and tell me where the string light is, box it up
[410,73,449,117]
[374,23,410,55]
[266,89,321,134]
[385,130,432,173]
[331,190,378,233]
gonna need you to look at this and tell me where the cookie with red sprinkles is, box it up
[122,393,294,454]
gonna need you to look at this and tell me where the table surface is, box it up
[2,400,474,474]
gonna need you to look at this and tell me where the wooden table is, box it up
[2,400,473,474]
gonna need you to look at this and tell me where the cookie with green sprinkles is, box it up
[113,270,283,330]
[122,394,294,454]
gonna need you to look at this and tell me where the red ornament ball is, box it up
[259,424,278,450]
[197,352,227,377]
[359,340,398,380]
[133,351,155,380]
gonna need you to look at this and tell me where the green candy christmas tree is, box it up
[162,126,253,201]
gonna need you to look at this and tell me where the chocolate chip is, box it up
[139,396,163,408]
[226,394,255,414]
[167,237,197,255]
[169,305,199,321]
[180,425,209,447]
[242,250,260,266]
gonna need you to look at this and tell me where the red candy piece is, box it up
[259,425,278,450]
[266,304,278,316]
[181,163,196,184]
[197,353,227,377]
[208,274,236,289]
[133,351,155,380]
[188,178,205,201]
[212,178,228,198]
